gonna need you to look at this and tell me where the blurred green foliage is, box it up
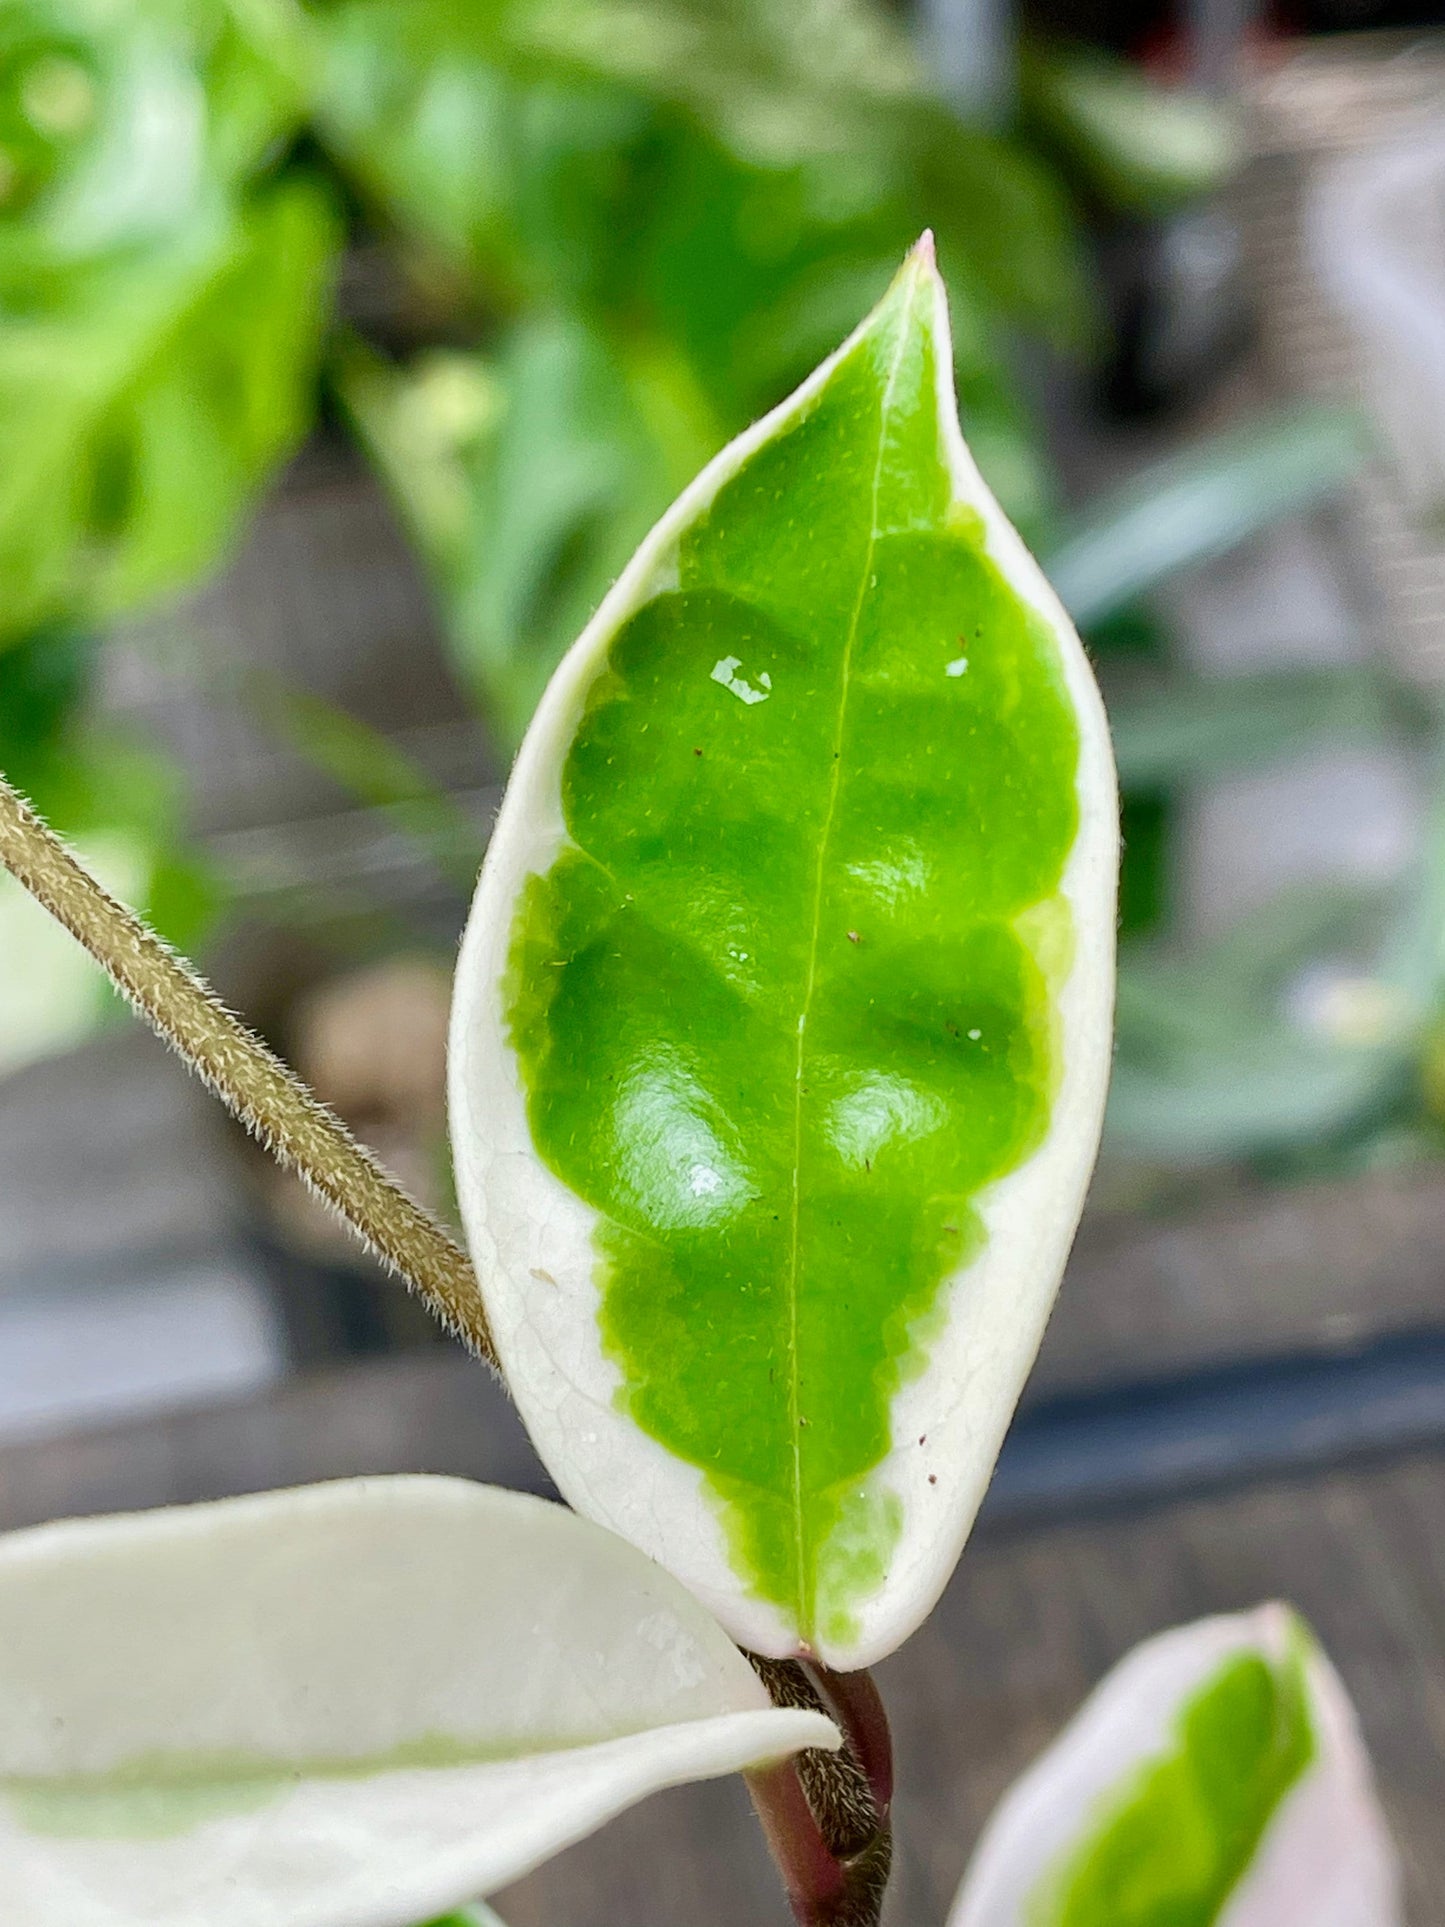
[0,0,338,643]
[1,0,1440,1186]
[1019,39,1245,215]
[0,0,336,1055]
[0,0,1088,1058]
[315,0,1084,732]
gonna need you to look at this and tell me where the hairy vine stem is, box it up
[748,1656,893,1927]
[0,772,497,1369]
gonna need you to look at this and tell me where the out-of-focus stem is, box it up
[0,773,496,1369]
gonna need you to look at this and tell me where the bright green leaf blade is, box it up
[948,1606,1400,1926]
[1045,406,1369,631]
[449,243,1118,1667]
[419,1910,506,1927]
[0,1477,835,1927]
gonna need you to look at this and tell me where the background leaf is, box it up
[1020,40,1244,215]
[0,174,340,644]
[1046,405,1370,631]
[1104,666,1405,790]
[246,672,483,892]
[948,1606,1400,1927]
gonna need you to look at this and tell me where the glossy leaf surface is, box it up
[0,1476,834,1927]
[450,244,1117,1665]
[949,1605,1400,1927]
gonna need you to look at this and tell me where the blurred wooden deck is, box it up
[3,1350,1442,1925]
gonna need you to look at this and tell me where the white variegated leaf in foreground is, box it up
[0,1476,836,1927]
[949,1603,1401,1927]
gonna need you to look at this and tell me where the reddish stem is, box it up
[745,1759,850,1926]
[746,1660,894,1926]
[803,1663,894,1820]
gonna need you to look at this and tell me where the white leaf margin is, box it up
[448,235,1119,1669]
[0,1475,836,1927]
[949,1603,1402,1927]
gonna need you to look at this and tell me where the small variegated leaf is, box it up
[449,238,1118,1667]
[948,1604,1401,1927]
[0,1476,835,1927]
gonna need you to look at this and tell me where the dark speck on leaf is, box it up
[928,1474,938,1485]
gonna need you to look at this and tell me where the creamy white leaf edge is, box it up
[948,1603,1401,1927]
[0,1475,835,1927]
[448,240,1118,1666]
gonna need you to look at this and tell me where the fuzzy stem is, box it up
[750,1656,893,1927]
[745,1758,850,1926]
[0,773,496,1368]
[804,1663,894,1821]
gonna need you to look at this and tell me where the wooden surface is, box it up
[1040,1168,1445,1398]
[3,1353,1442,1926]
[8,1020,1445,1399]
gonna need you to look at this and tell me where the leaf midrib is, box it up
[782,289,916,1641]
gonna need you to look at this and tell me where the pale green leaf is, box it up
[0,0,307,265]
[1106,667,1398,790]
[339,322,710,747]
[449,243,1118,1667]
[0,829,147,1078]
[948,1606,1400,1926]
[1046,407,1369,631]
[1108,883,1414,1161]
[0,1476,835,1927]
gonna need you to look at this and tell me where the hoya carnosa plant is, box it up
[448,233,1118,1668]
[0,240,1405,1927]
[949,1605,1401,1927]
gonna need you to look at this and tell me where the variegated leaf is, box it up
[949,1604,1401,1927]
[449,236,1117,1666]
[0,1476,835,1927]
